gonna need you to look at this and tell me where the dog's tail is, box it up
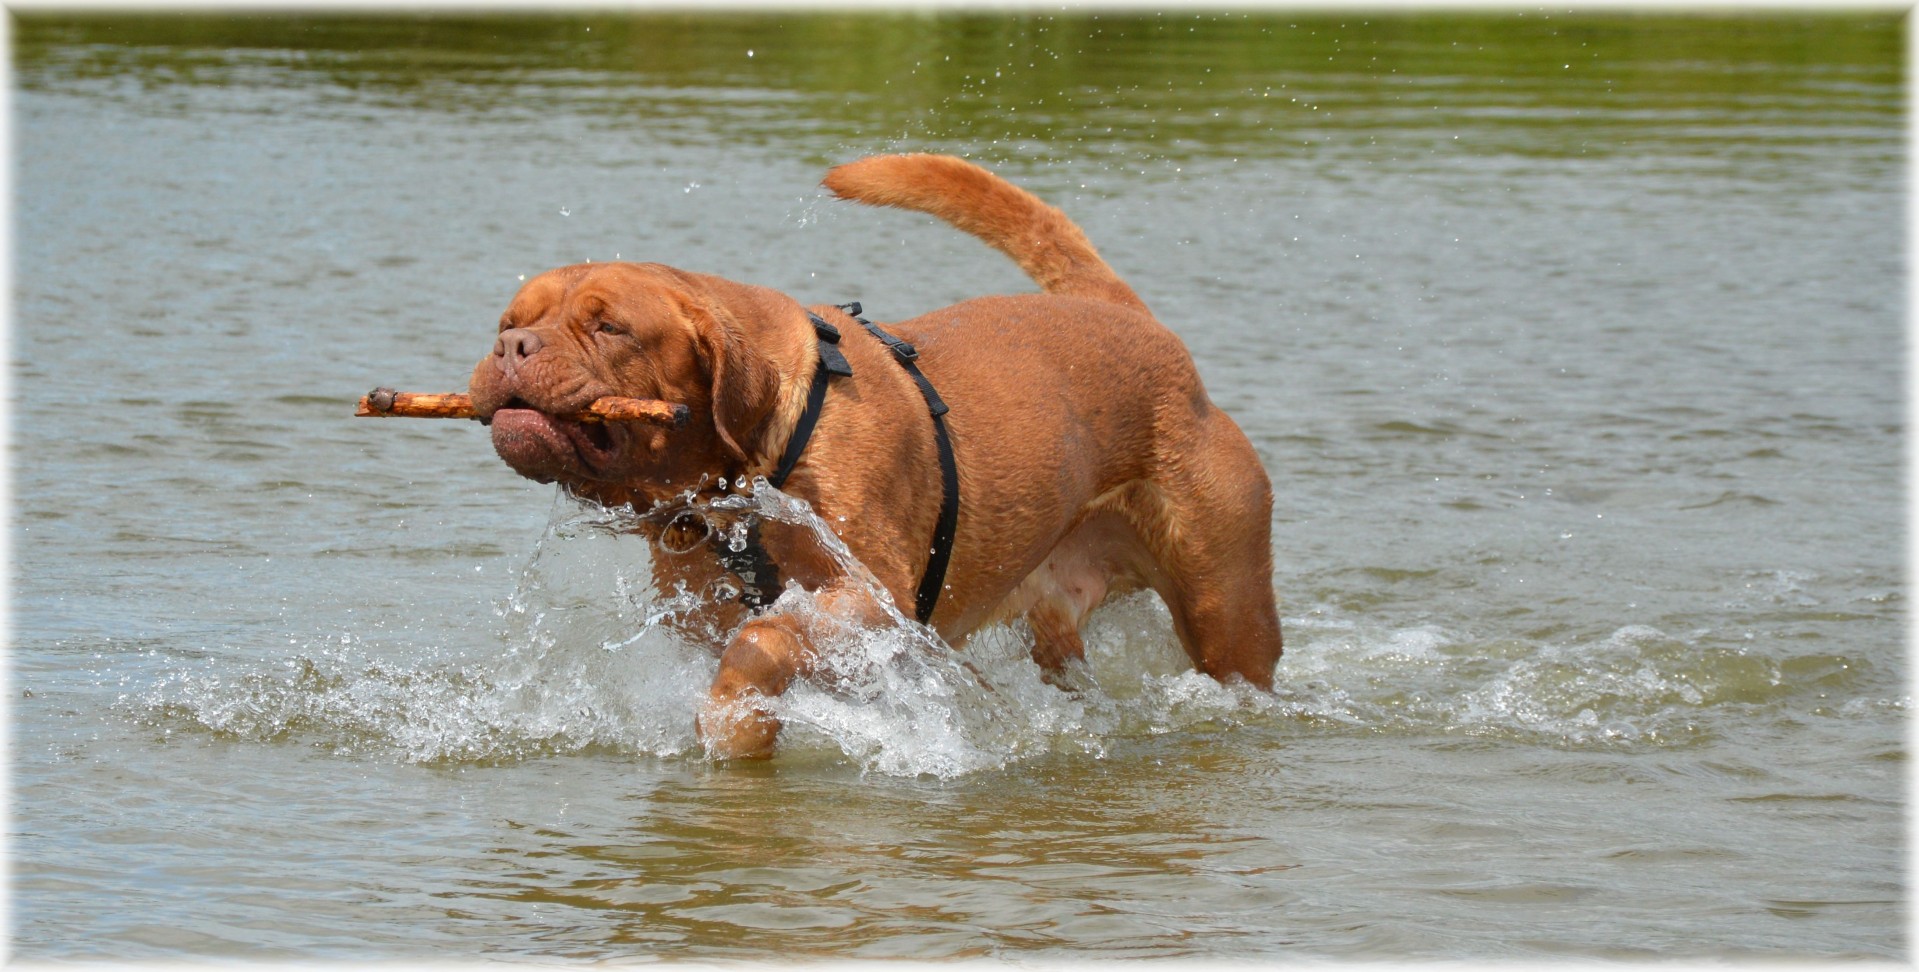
[822,154,1149,316]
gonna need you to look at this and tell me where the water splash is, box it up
[1268,612,1879,746]
[137,484,1265,777]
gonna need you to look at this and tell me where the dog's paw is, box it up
[696,695,782,760]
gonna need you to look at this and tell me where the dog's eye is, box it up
[596,320,623,336]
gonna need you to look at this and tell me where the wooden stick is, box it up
[356,388,689,427]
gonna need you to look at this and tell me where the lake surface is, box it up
[11,11,1906,962]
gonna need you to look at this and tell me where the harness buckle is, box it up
[805,311,855,377]
[809,315,843,343]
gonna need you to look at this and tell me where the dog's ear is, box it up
[694,306,783,465]
[672,270,812,467]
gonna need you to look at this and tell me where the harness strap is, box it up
[759,304,959,626]
[841,304,959,626]
[716,518,782,610]
[769,314,853,490]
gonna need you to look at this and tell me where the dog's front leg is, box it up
[698,613,810,759]
[697,584,888,759]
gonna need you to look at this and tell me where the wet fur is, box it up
[467,154,1283,757]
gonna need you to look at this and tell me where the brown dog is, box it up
[467,154,1282,758]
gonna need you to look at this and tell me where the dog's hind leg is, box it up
[1026,600,1089,683]
[1137,414,1284,689]
[1011,510,1150,683]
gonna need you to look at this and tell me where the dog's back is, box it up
[822,154,1149,317]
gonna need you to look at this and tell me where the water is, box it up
[11,11,1905,961]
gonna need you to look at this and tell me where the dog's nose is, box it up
[494,328,543,374]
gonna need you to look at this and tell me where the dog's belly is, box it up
[973,492,1163,640]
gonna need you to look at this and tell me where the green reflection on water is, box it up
[16,12,1903,162]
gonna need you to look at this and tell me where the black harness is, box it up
[717,303,959,626]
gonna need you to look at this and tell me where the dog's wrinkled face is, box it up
[467,262,794,507]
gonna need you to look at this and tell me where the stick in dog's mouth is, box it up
[355,388,691,428]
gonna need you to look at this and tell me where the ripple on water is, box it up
[133,486,1897,772]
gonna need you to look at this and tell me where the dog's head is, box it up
[468,262,810,507]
